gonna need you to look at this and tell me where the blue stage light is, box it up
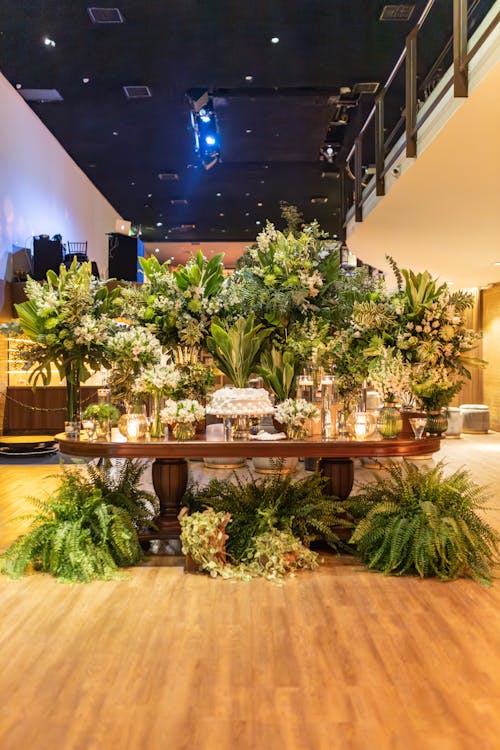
[205,135,216,146]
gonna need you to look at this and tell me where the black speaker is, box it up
[108,234,144,282]
[33,237,63,280]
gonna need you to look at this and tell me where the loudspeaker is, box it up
[33,237,63,280]
[108,234,144,282]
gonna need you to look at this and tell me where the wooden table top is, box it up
[56,433,441,460]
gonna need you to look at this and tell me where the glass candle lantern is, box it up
[118,413,148,441]
[347,411,378,440]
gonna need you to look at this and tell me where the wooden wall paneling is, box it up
[481,283,500,431]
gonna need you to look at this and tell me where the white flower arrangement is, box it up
[133,363,180,397]
[275,398,319,439]
[161,398,205,425]
[105,326,161,365]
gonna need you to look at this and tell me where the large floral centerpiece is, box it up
[2,260,119,421]
[342,259,483,412]
[161,398,205,440]
[120,250,225,351]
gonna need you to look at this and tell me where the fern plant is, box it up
[347,460,498,584]
[184,470,352,563]
[0,460,158,583]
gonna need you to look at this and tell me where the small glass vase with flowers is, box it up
[160,398,205,440]
[274,398,320,440]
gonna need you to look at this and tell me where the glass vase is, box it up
[425,411,448,436]
[172,422,196,440]
[377,403,403,439]
[320,375,338,438]
[286,424,308,440]
[150,394,164,439]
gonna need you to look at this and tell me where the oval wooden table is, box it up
[57,433,441,543]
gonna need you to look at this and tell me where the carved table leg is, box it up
[142,458,188,541]
[318,457,354,501]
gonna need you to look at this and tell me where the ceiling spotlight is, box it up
[154,247,160,254]
[112,131,119,136]
[245,75,253,82]
[156,221,163,227]
[15,83,22,90]
[82,77,90,84]
[216,192,222,197]
[255,220,261,225]
[44,37,56,47]
[257,202,263,207]
[271,37,280,44]
[245,129,252,134]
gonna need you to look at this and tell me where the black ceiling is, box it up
[0,1,440,243]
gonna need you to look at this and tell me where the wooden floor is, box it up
[1,434,499,750]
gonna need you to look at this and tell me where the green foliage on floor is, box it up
[346,460,499,584]
[184,469,352,565]
[0,460,158,583]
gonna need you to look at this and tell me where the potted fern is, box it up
[0,460,158,583]
[347,460,498,584]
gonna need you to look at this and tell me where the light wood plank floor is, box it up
[1,434,499,750]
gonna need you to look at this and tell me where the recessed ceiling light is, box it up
[245,212,250,216]
[256,220,261,225]
[156,221,163,227]
[271,37,279,44]
[219,212,225,217]
[154,247,160,254]
[147,193,152,198]
[82,77,90,84]
[257,202,263,207]
[245,75,253,82]
[44,37,56,47]
[130,181,135,186]
[216,192,222,197]
[260,180,265,184]
[245,192,250,197]
[245,129,252,134]
[112,131,119,136]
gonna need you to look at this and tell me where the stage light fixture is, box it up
[187,89,221,170]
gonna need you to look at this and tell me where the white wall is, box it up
[0,72,123,283]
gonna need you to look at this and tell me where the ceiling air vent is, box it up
[88,7,124,24]
[158,172,179,181]
[19,89,63,102]
[123,85,152,99]
[352,82,380,95]
[380,5,415,21]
